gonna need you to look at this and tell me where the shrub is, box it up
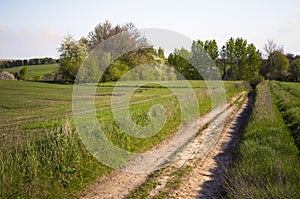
[0,71,16,80]
[19,67,28,80]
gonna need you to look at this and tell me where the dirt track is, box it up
[81,92,251,199]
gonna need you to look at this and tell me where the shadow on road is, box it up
[197,91,254,199]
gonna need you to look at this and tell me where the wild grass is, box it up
[0,80,248,198]
[0,119,110,198]
[225,82,300,198]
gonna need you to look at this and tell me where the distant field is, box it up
[2,63,59,79]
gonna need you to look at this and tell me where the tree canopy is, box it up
[57,20,299,83]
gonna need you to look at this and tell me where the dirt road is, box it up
[81,92,251,199]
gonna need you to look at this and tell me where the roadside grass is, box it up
[225,82,300,198]
[269,81,300,149]
[0,80,249,198]
[2,64,59,79]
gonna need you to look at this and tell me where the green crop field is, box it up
[0,80,249,198]
[2,64,59,79]
[225,81,300,198]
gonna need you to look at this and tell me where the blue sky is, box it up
[0,0,300,59]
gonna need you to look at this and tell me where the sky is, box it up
[0,0,300,59]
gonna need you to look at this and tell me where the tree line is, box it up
[58,20,300,84]
[0,57,59,69]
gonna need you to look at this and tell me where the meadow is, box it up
[2,63,59,79]
[0,80,248,198]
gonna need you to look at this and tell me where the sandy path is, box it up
[169,92,252,198]
[81,92,248,199]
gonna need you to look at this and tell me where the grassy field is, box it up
[269,81,300,149]
[0,80,249,198]
[225,81,300,198]
[2,64,59,79]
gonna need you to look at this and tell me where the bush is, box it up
[0,71,16,80]
[19,67,28,80]
[33,76,42,81]
[250,74,264,89]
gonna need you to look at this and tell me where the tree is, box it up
[226,37,235,80]
[204,40,219,61]
[58,35,88,82]
[268,51,289,80]
[87,21,146,51]
[288,58,300,82]
[19,67,28,80]
[234,38,247,80]
[168,47,193,79]
[263,39,283,57]
[157,47,165,59]
[101,61,129,82]
[261,40,289,80]
[245,43,261,81]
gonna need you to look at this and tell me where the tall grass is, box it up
[0,119,110,198]
[225,82,300,198]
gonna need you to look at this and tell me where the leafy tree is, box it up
[157,47,165,59]
[58,35,88,82]
[19,67,28,80]
[268,51,289,80]
[225,37,235,80]
[204,40,219,61]
[288,58,300,82]
[261,39,289,80]
[101,61,129,82]
[218,45,227,79]
[245,43,261,81]
[87,21,146,51]
[234,38,247,80]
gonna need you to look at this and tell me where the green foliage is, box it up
[266,51,289,80]
[167,37,261,82]
[225,82,300,198]
[19,67,28,80]
[0,57,58,69]
[204,39,219,61]
[157,47,165,59]
[58,36,88,83]
[220,37,261,81]
[168,49,195,80]
[101,61,129,82]
[288,58,300,82]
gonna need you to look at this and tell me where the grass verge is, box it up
[225,81,300,198]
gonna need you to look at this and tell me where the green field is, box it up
[2,64,59,79]
[225,81,300,198]
[0,80,249,198]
